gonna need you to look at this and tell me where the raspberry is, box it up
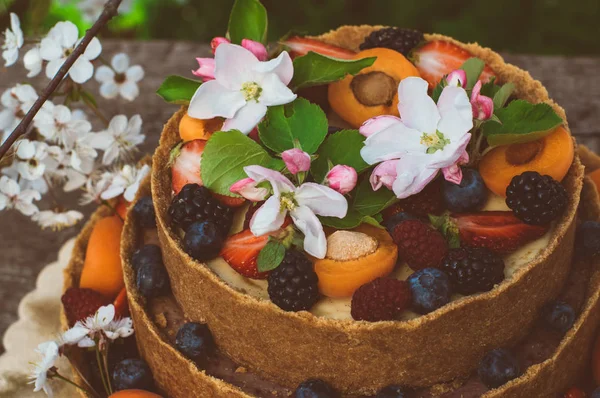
[360,27,424,56]
[267,250,319,312]
[391,219,448,271]
[61,287,109,326]
[382,178,444,220]
[506,171,568,225]
[168,184,234,235]
[440,247,505,295]
[351,278,411,322]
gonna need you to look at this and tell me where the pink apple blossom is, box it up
[470,80,494,120]
[446,69,467,87]
[369,160,398,191]
[441,150,469,185]
[326,165,357,194]
[229,177,268,202]
[282,148,311,174]
[192,58,216,81]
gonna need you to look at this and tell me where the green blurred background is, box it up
[1,0,599,55]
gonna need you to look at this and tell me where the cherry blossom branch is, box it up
[0,0,123,161]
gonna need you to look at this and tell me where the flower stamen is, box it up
[421,131,451,154]
[241,81,262,102]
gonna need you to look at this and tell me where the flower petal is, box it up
[100,82,119,99]
[39,37,62,61]
[188,80,246,120]
[437,85,473,138]
[23,47,42,77]
[214,43,258,89]
[294,182,348,218]
[243,165,294,196]
[222,102,267,135]
[249,195,286,236]
[83,37,102,60]
[398,77,440,134]
[95,304,115,327]
[325,165,357,194]
[61,325,89,345]
[120,81,139,101]
[290,205,327,259]
[111,53,129,73]
[252,51,294,85]
[392,154,439,199]
[70,58,94,84]
[242,39,269,61]
[126,65,145,82]
[257,73,297,107]
[370,159,398,191]
[45,58,64,79]
[359,115,402,138]
[192,58,215,81]
[230,177,268,202]
[281,148,311,174]
[95,65,115,83]
[360,122,422,165]
[59,21,79,48]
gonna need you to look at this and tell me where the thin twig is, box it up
[0,0,123,161]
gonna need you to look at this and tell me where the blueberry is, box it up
[112,358,154,391]
[407,268,452,314]
[383,212,418,235]
[132,196,156,228]
[131,244,162,273]
[592,388,600,398]
[136,262,170,298]
[376,384,407,397]
[183,221,224,261]
[175,322,214,364]
[576,221,600,257]
[542,301,575,334]
[442,168,487,212]
[477,348,520,388]
[295,379,338,398]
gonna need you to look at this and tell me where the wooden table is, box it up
[0,40,599,352]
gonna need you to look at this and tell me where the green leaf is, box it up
[459,58,485,90]
[258,98,328,154]
[201,130,284,196]
[353,176,398,216]
[227,0,268,44]
[492,82,515,109]
[482,100,563,147]
[257,239,286,272]
[429,213,460,249]
[290,52,376,91]
[432,79,446,103]
[311,129,369,183]
[480,77,500,98]
[319,210,384,230]
[157,75,201,105]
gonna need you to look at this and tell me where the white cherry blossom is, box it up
[40,21,102,83]
[2,13,23,67]
[101,164,150,202]
[78,0,134,22]
[0,175,41,216]
[28,340,59,397]
[90,114,144,165]
[15,139,48,181]
[23,46,43,77]
[61,304,134,348]
[80,171,114,205]
[34,103,92,148]
[0,84,38,141]
[241,165,347,258]
[33,210,83,230]
[188,43,296,135]
[95,53,144,101]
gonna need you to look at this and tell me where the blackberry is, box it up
[440,247,505,295]
[505,171,568,225]
[168,184,234,235]
[360,27,424,56]
[132,196,156,228]
[268,250,319,312]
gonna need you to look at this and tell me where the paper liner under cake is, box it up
[148,31,584,393]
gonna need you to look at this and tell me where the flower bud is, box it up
[369,160,398,191]
[326,165,358,194]
[241,39,268,61]
[282,148,311,174]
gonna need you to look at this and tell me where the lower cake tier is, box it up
[115,176,600,398]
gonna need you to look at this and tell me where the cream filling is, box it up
[206,196,552,320]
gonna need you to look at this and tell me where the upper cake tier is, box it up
[149,25,584,395]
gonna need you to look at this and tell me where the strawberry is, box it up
[62,287,110,326]
[171,139,206,195]
[281,36,356,60]
[220,221,291,279]
[453,211,548,253]
[113,287,130,319]
[412,40,496,88]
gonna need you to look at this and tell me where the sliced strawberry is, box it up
[281,36,356,60]
[214,193,246,208]
[412,40,496,88]
[62,287,110,327]
[453,211,548,253]
[171,139,206,195]
[220,221,291,279]
[113,287,130,319]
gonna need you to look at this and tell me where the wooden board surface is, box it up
[0,39,599,352]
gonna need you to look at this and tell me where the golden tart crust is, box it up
[148,28,584,394]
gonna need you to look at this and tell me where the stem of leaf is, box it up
[51,370,99,397]
[95,344,111,396]
[82,96,110,127]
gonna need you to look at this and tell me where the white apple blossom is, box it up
[2,13,23,67]
[28,340,59,397]
[78,0,134,22]
[34,103,93,148]
[95,53,145,101]
[40,21,102,83]
[101,164,150,202]
[61,304,134,348]
[188,43,296,135]
[33,210,84,230]
[240,165,347,258]
[359,77,473,199]
[90,114,144,165]
[0,175,41,216]
[0,84,38,141]
[23,46,43,77]
[15,139,49,181]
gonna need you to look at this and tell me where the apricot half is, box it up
[179,114,223,142]
[314,224,398,298]
[80,215,124,299]
[328,48,420,128]
[480,126,574,197]
[109,390,163,398]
